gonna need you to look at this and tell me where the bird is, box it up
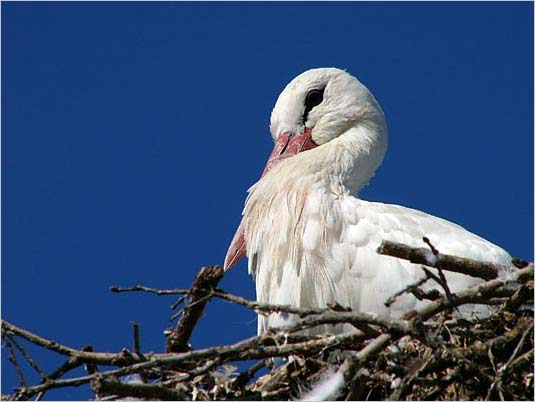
[223,67,512,335]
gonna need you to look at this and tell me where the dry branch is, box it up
[92,378,187,400]
[377,239,515,280]
[2,241,533,401]
[166,266,224,353]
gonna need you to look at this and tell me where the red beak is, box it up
[223,128,318,270]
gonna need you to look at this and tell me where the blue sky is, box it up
[2,2,533,399]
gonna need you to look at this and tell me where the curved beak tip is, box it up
[224,224,247,271]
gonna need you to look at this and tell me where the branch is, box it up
[384,275,431,307]
[377,240,514,280]
[111,284,342,318]
[412,264,533,321]
[8,335,48,380]
[166,266,224,352]
[110,285,188,296]
[11,331,365,398]
[3,306,402,378]
[1,320,145,366]
[3,241,533,401]
[92,378,186,400]
[5,337,27,389]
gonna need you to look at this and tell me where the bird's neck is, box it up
[326,122,387,195]
[243,122,387,244]
[273,121,388,196]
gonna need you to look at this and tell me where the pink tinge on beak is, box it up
[261,128,318,175]
[224,128,318,271]
[223,222,247,271]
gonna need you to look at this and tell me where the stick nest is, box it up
[2,241,533,401]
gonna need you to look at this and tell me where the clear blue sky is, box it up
[2,2,533,399]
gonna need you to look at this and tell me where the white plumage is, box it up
[224,68,511,335]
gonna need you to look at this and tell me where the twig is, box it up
[231,360,267,390]
[13,331,365,398]
[504,280,534,310]
[421,237,458,310]
[506,349,534,373]
[167,266,224,352]
[420,266,459,313]
[3,242,533,401]
[377,240,513,280]
[355,333,393,362]
[46,357,83,381]
[112,284,344,319]
[267,310,412,336]
[92,378,187,400]
[132,321,141,356]
[169,292,214,321]
[409,286,442,302]
[110,285,188,296]
[8,335,48,379]
[485,323,533,400]
[170,294,189,310]
[214,291,381,336]
[2,320,142,366]
[110,284,190,310]
[413,264,533,321]
[384,275,430,307]
[213,290,337,317]
[112,282,399,337]
[1,311,383,380]
[422,236,439,256]
[131,321,147,384]
[5,338,27,388]
[5,263,531,394]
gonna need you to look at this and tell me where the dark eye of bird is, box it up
[303,88,324,123]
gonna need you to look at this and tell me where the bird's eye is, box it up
[303,88,324,122]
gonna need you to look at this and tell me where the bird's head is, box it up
[264,68,387,174]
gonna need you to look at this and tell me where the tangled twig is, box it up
[2,241,533,401]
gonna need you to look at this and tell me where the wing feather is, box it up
[335,197,511,318]
[248,190,511,333]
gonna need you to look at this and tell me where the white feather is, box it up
[299,367,344,401]
[238,68,511,334]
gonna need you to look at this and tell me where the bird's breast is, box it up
[243,178,353,333]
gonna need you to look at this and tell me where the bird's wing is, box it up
[298,194,512,319]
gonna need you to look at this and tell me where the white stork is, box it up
[224,68,512,335]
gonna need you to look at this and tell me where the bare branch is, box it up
[110,285,188,296]
[2,320,144,366]
[92,378,186,400]
[166,266,224,352]
[132,321,141,357]
[384,275,430,307]
[377,240,515,280]
[413,264,533,321]
[8,335,48,380]
[230,360,267,390]
[3,241,533,401]
[485,322,534,399]
[5,338,27,389]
